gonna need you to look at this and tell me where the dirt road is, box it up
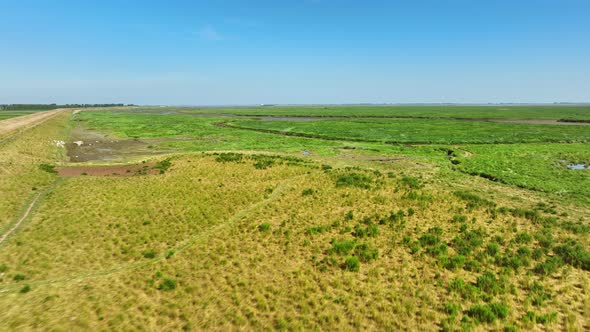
[0,108,70,139]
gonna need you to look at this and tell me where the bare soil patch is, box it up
[57,163,158,177]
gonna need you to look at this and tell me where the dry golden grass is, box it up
[0,152,588,331]
[0,113,69,230]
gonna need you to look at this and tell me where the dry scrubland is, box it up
[0,107,589,331]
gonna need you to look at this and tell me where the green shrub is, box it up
[165,249,175,259]
[39,163,57,174]
[419,234,440,247]
[534,256,563,276]
[330,240,356,255]
[454,191,496,209]
[464,259,482,272]
[486,242,501,257]
[215,153,243,163]
[335,172,373,189]
[522,311,557,326]
[452,229,485,255]
[466,302,509,324]
[448,278,480,301]
[254,159,274,169]
[514,233,532,244]
[528,281,551,306]
[400,175,423,189]
[344,256,360,272]
[142,250,157,259]
[344,210,354,221]
[0,264,7,273]
[476,271,506,295]
[444,302,461,317]
[353,222,378,238]
[441,255,466,271]
[302,188,315,196]
[553,239,590,271]
[354,243,378,262]
[158,278,177,291]
[258,223,271,232]
[19,285,31,293]
[154,158,172,173]
[305,225,329,235]
[452,214,467,223]
[534,230,554,249]
[13,274,26,281]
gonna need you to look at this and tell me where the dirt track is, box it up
[0,108,69,139]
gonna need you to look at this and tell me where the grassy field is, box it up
[113,105,590,120]
[0,106,588,331]
[229,117,590,144]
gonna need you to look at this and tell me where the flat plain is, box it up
[0,105,588,331]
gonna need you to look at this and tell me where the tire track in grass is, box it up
[0,179,65,247]
[0,174,303,293]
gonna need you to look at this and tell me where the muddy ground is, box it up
[66,126,168,162]
[57,163,159,177]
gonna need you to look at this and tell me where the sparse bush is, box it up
[158,278,177,291]
[466,302,509,324]
[39,163,57,174]
[454,191,496,209]
[19,285,31,293]
[554,239,590,271]
[353,222,378,238]
[0,264,7,273]
[165,250,175,259]
[302,188,315,196]
[215,153,243,163]
[444,302,461,317]
[448,278,480,301]
[154,158,172,173]
[258,223,271,232]
[476,271,507,295]
[142,250,157,259]
[528,281,551,306]
[464,259,482,272]
[13,274,26,281]
[514,233,533,244]
[354,243,378,262]
[400,175,423,189]
[441,255,466,271]
[486,242,501,257]
[522,311,557,326]
[335,172,373,189]
[452,214,467,223]
[344,256,360,272]
[329,240,356,255]
[534,256,563,276]
[305,225,329,235]
[419,234,440,247]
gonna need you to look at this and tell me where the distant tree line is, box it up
[0,104,134,111]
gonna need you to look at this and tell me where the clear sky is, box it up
[1,0,589,105]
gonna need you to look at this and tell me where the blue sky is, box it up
[1,0,589,105]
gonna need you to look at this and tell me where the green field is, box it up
[0,106,588,331]
[116,104,590,120]
[229,117,590,144]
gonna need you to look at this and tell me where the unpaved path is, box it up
[0,108,70,140]
[0,192,42,245]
